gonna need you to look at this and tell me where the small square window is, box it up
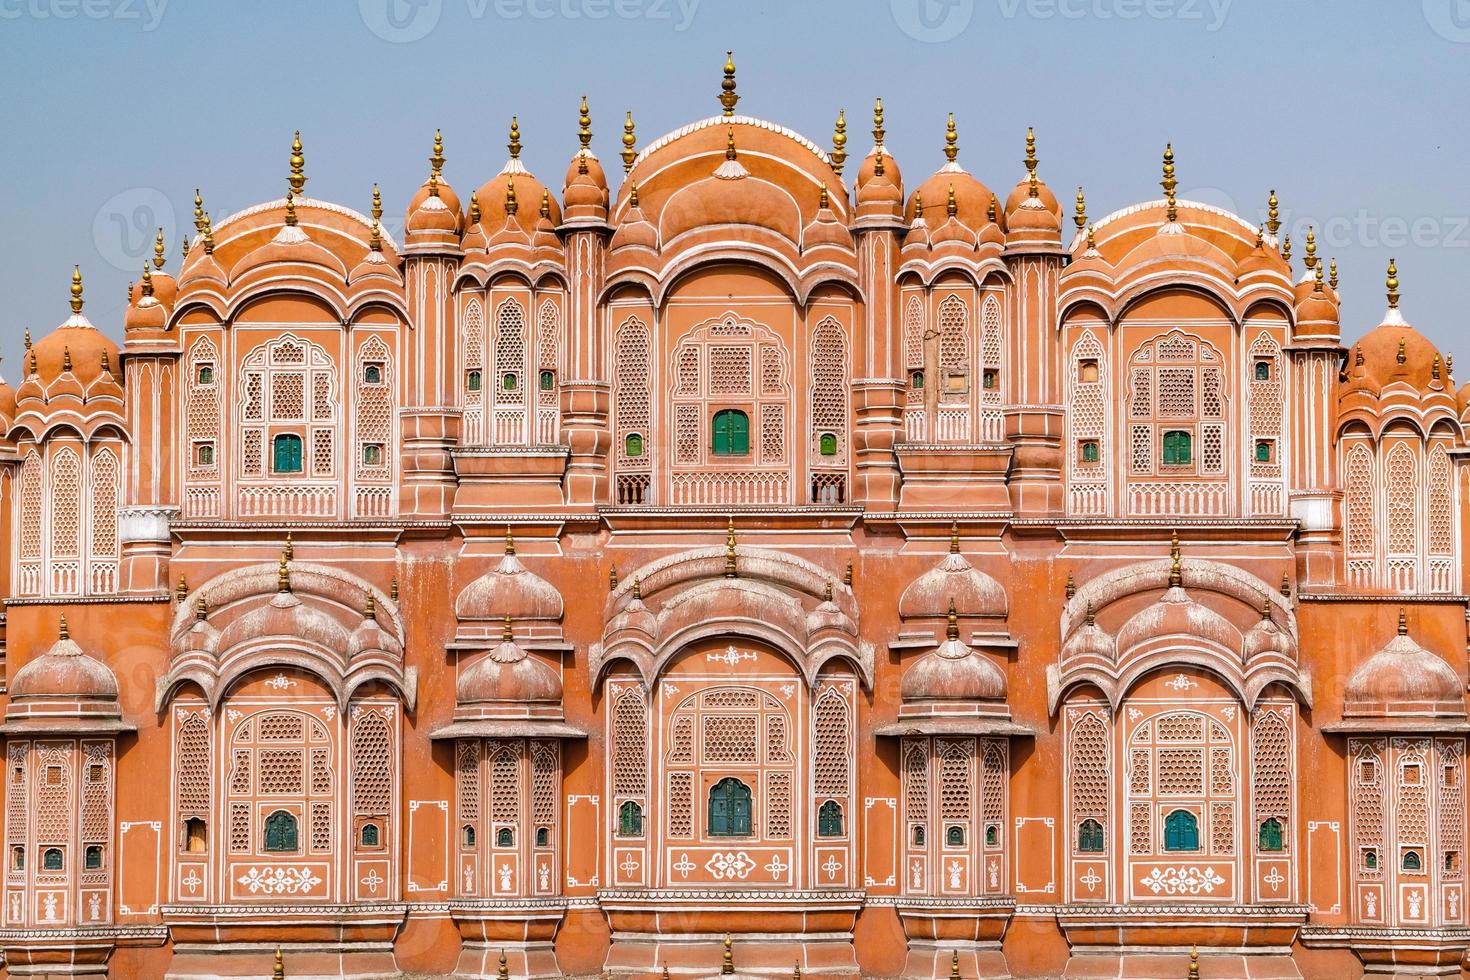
[818,432,838,457]
[84,845,103,870]
[982,369,1000,390]
[467,370,482,392]
[1079,359,1100,383]
[197,364,215,385]
[1255,440,1274,463]
[502,373,518,392]
[44,766,62,788]
[945,825,965,848]
[1162,430,1193,466]
[1362,847,1378,870]
[363,363,383,385]
[1403,762,1423,786]
[1079,440,1100,464]
[194,442,215,467]
[539,370,555,391]
[910,370,925,390]
[1254,360,1272,382]
[362,444,383,467]
[495,827,514,848]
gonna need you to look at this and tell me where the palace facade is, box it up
[1,60,1468,980]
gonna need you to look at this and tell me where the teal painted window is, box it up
[708,778,752,837]
[502,372,518,391]
[1404,849,1422,871]
[818,800,843,838]
[1363,848,1377,870]
[361,823,380,848]
[467,370,482,392]
[619,800,644,837]
[1162,430,1193,466]
[985,825,999,847]
[264,811,298,853]
[1080,440,1100,464]
[712,410,750,456]
[540,370,555,391]
[1258,818,1283,852]
[624,433,644,458]
[819,432,838,456]
[461,825,476,848]
[1256,441,1273,463]
[1163,810,1199,852]
[912,826,925,846]
[911,370,924,390]
[1078,819,1104,853]
[496,828,513,848]
[10,847,21,871]
[272,433,303,473]
[85,845,103,870]
[197,364,214,385]
[42,848,62,871]
[1255,360,1271,381]
[195,443,215,467]
[536,827,549,847]
[946,825,965,847]
[363,363,383,384]
[983,369,999,390]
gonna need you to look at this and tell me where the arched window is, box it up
[913,826,925,846]
[910,370,924,390]
[624,433,644,459]
[818,800,844,838]
[1255,440,1273,463]
[536,827,549,847]
[363,363,382,384]
[619,800,644,837]
[539,370,555,391]
[85,845,104,869]
[360,823,380,848]
[496,827,513,848]
[195,443,214,467]
[1080,440,1100,464]
[468,370,482,392]
[1258,817,1283,852]
[1163,810,1199,852]
[264,811,298,853]
[461,825,476,848]
[1363,848,1377,870]
[946,825,965,847]
[818,432,838,457]
[1162,430,1193,466]
[272,434,303,473]
[1078,818,1105,853]
[1403,849,1422,871]
[197,364,215,385]
[708,778,752,837]
[42,848,63,871]
[10,847,21,871]
[985,825,999,847]
[712,410,750,456]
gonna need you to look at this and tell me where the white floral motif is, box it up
[235,866,323,895]
[704,850,756,880]
[1408,889,1424,918]
[1137,865,1225,896]
[42,893,58,922]
[360,868,384,894]
[619,854,640,877]
[1164,674,1197,691]
[1080,868,1102,892]
[181,869,203,894]
[88,893,101,920]
[765,853,790,879]
[821,854,842,881]
[538,865,550,890]
[265,674,296,690]
[911,860,923,889]
[227,709,242,723]
[1366,891,1377,917]
[1263,867,1285,891]
[948,859,962,888]
[673,853,696,878]
[707,646,757,667]
[498,865,513,890]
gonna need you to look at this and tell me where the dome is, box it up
[1340,612,1466,727]
[1343,266,1447,395]
[1114,550,1240,657]
[227,200,351,281]
[897,525,1008,621]
[178,595,222,657]
[1060,604,1117,664]
[658,131,804,246]
[562,104,610,223]
[801,185,853,252]
[215,558,353,654]
[30,267,122,390]
[473,121,561,237]
[404,182,462,237]
[1293,265,1339,335]
[1242,598,1296,661]
[455,617,563,706]
[128,230,179,308]
[2,615,132,735]
[1001,129,1063,245]
[124,264,169,334]
[455,533,564,622]
[346,595,403,659]
[906,120,995,235]
[804,581,850,636]
[609,185,659,252]
[607,579,657,640]
[900,605,1008,702]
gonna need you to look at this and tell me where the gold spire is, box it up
[1303,225,1318,270]
[430,129,445,180]
[946,184,958,219]
[1398,606,1409,636]
[944,112,958,163]
[69,265,84,314]
[1086,223,1096,249]
[950,949,962,980]
[819,182,830,210]
[194,188,206,233]
[794,962,802,980]
[1266,189,1280,236]
[469,191,481,224]
[1386,257,1399,309]
[505,175,519,217]
[622,111,638,173]
[428,171,440,198]
[540,189,552,220]
[202,212,215,253]
[831,110,847,176]
[285,531,294,561]
[1397,337,1407,365]
[176,574,188,604]
[62,346,72,372]
[1085,601,1096,627]
[278,552,291,593]
[946,598,960,641]
[1254,224,1264,248]
[370,218,382,252]
[153,227,167,270]
[988,194,998,223]
[629,182,640,209]
[58,612,69,641]
[578,95,593,149]
[502,613,514,642]
[141,262,154,298]
[873,148,885,178]
[284,191,298,226]
[844,560,853,587]
[724,517,738,578]
[505,527,516,556]
[1073,186,1086,231]
[949,520,961,554]
[725,127,738,161]
[578,149,589,176]
[632,577,642,601]
[721,933,735,975]
[497,949,509,980]
[196,592,209,621]
[609,565,619,591]
[372,183,383,223]
[1065,571,1076,600]
[823,579,833,603]
[1024,125,1038,178]
[872,97,885,147]
[719,51,739,116]
[1313,262,1324,293]
[913,189,924,221]
[1169,530,1182,588]
[1329,257,1339,290]
[1160,143,1177,222]
[1261,592,1272,622]
[1432,354,1440,381]
[181,235,190,259]
[1281,234,1291,263]
[508,117,522,160]
[1188,946,1199,980]
[364,592,376,620]
[101,348,110,374]
[273,946,285,980]
[390,578,399,603]
[288,130,306,194]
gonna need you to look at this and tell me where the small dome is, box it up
[1344,277,1448,396]
[802,186,853,252]
[455,534,564,622]
[1002,129,1062,244]
[898,526,1008,621]
[659,136,803,246]
[906,121,995,235]
[1343,612,1465,724]
[10,618,120,702]
[346,595,403,659]
[607,579,657,639]
[901,607,1007,702]
[562,118,610,223]
[31,267,122,390]
[216,559,352,654]
[855,146,903,218]
[610,186,659,252]
[1114,560,1240,657]
[456,617,563,706]
[1060,605,1117,664]
[804,582,849,636]
[1242,599,1296,661]
[178,595,222,657]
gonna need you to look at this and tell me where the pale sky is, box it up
[1,0,1466,373]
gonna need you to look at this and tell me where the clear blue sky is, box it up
[1,0,1466,373]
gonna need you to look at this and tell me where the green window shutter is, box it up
[712,410,750,456]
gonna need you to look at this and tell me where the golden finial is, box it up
[1398,338,1408,365]
[1065,571,1076,600]
[181,235,190,259]
[196,593,209,621]
[1024,126,1038,177]
[629,182,640,209]
[101,348,110,374]
[502,614,514,642]
[176,574,188,603]
[288,131,306,195]
[1281,234,1291,263]
[284,190,298,227]
[946,184,958,219]
[724,516,738,579]
[69,265,84,314]
[1160,143,1177,222]
[193,188,206,233]
[1266,189,1280,236]
[141,262,154,298]
[390,578,399,602]
[719,51,739,116]
[722,933,735,975]
[24,328,31,350]
[1254,224,1264,248]
[873,148,885,178]
[1386,257,1399,309]
[1449,354,1455,376]
[278,552,291,593]
[1188,946,1199,980]
[1303,225,1318,270]
[1074,186,1087,231]
[1169,530,1183,588]
[469,190,481,225]
[794,962,802,980]
[428,171,440,198]
[609,565,619,591]
[497,949,509,980]
[872,98,885,147]
[946,598,960,641]
[153,227,167,270]
[988,194,998,223]
[429,128,445,180]
[844,560,853,587]
[944,112,958,163]
[663,966,670,980]
[505,175,519,217]
[535,189,548,221]
[369,218,382,252]
[726,128,738,162]
[622,111,638,173]
[1329,257,1339,290]
[58,612,69,641]
[372,183,383,223]
[1399,607,1409,636]
[273,946,285,980]
[505,527,516,556]
[831,110,848,176]
[950,949,962,980]
[1261,593,1272,622]
[1086,223,1096,249]
[819,183,830,210]
[62,346,72,372]
[949,520,961,555]
[578,148,589,176]
[508,117,522,160]
[202,212,215,254]
[913,189,924,221]
[578,95,593,149]
[1313,262,1324,293]
[284,531,294,561]
[1281,572,1292,598]
[632,577,642,601]
[1085,601,1096,627]
[823,580,834,603]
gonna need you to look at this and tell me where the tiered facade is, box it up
[2,61,1468,979]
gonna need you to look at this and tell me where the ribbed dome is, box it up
[610,188,659,252]
[1342,613,1465,724]
[659,138,803,245]
[456,618,563,706]
[455,535,564,622]
[607,579,657,639]
[30,267,121,389]
[216,559,352,653]
[1242,600,1295,661]
[1343,269,1447,395]
[346,596,404,659]
[901,606,1007,702]
[1114,583,1239,657]
[1060,605,1117,663]
[10,619,120,702]
[898,526,1008,620]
